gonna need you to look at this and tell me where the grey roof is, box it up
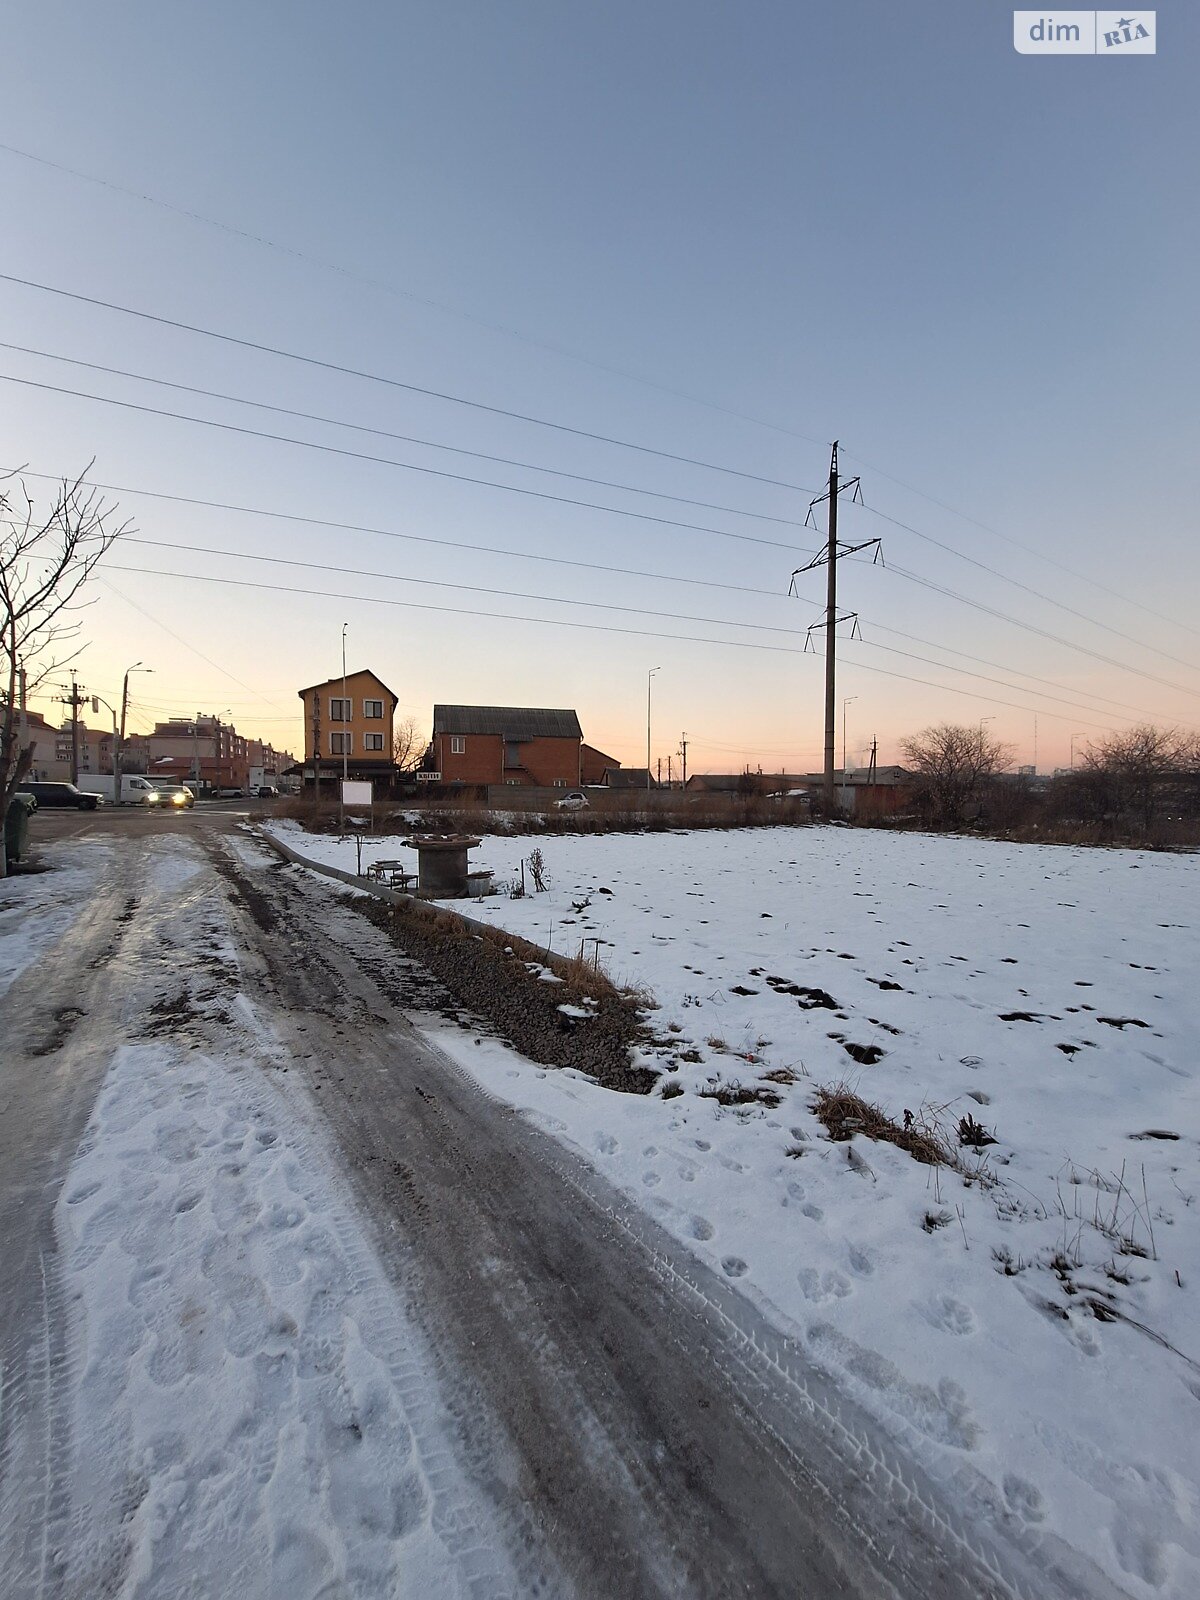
[433,705,583,740]
[602,767,657,789]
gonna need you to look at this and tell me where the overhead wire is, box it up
[0,271,822,493]
[9,463,1183,726]
[0,342,809,529]
[0,140,837,452]
[840,442,1200,643]
[120,534,1170,725]
[5,272,1195,680]
[0,372,810,556]
[99,561,1140,731]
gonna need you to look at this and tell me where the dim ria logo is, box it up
[1014,11,1156,54]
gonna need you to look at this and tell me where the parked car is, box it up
[14,781,99,811]
[217,786,245,798]
[152,782,195,809]
[554,790,590,811]
[256,785,279,799]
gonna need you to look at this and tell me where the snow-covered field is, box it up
[272,820,1200,1598]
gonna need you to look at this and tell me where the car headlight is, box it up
[172,793,186,805]
[147,791,160,803]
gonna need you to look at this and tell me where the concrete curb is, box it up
[254,825,562,968]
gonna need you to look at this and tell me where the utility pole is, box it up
[868,737,877,785]
[116,661,149,798]
[790,443,876,813]
[340,623,349,830]
[17,663,28,768]
[657,756,662,786]
[667,754,672,786]
[679,731,688,790]
[60,672,87,786]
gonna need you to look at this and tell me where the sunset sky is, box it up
[3,1,1196,774]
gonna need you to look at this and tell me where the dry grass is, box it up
[399,898,626,1009]
[760,1066,800,1086]
[698,1078,783,1110]
[811,1084,952,1167]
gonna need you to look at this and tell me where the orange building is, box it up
[299,670,398,779]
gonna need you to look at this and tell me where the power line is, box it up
[0,372,809,556]
[840,443,1200,643]
[851,497,1200,676]
[0,342,809,530]
[99,560,1137,730]
[873,561,1200,701]
[124,533,826,637]
[4,271,1192,681]
[0,271,823,493]
[122,535,1166,725]
[10,461,1181,726]
[0,140,835,454]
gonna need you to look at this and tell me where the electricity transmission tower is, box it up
[790,442,881,810]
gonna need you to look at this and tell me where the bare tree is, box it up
[391,714,427,774]
[1077,725,1199,833]
[900,723,1014,827]
[1,467,129,872]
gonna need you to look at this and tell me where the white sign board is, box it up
[414,771,442,782]
[341,780,373,807]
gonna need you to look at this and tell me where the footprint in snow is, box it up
[643,1172,661,1188]
[802,1203,824,1222]
[797,1268,851,1304]
[721,1256,749,1278]
[848,1246,875,1277]
[927,1295,976,1336]
[595,1133,619,1155]
[1002,1474,1046,1524]
[690,1217,714,1241]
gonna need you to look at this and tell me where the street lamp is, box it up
[646,666,661,790]
[842,696,858,776]
[117,662,152,792]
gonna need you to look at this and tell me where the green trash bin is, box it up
[5,793,36,866]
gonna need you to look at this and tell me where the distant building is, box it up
[298,670,398,784]
[431,705,584,788]
[147,715,251,790]
[599,767,658,790]
[580,743,619,785]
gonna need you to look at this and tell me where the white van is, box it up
[77,774,164,805]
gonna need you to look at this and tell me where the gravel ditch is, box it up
[352,895,658,1094]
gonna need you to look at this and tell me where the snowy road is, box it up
[0,824,1125,1597]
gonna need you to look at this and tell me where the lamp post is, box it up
[842,696,858,777]
[646,666,661,791]
[116,662,151,796]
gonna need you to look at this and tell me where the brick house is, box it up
[580,743,620,785]
[299,670,398,782]
[431,706,584,788]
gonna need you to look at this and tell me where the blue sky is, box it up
[3,1,1196,771]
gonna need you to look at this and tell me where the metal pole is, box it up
[823,444,839,811]
[646,666,660,790]
[842,696,857,777]
[69,671,80,786]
